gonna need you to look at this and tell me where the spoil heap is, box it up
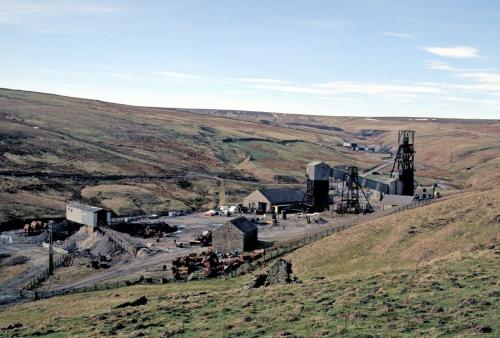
[110,222,177,238]
[171,250,264,279]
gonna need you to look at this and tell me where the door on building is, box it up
[257,202,267,214]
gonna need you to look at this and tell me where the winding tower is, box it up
[390,130,415,196]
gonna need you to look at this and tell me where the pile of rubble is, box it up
[248,258,301,288]
[194,230,212,246]
[171,249,264,280]
[110,221,177,238]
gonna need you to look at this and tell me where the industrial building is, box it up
[243,188,305,213]
[212,216,258,253]
[66,202,110,233]
[379,194,414,210]
[305,161,331,212]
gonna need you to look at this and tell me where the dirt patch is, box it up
[114,296,148,309]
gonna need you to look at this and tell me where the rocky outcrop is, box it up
[248,259,300,288]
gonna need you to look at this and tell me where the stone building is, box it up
[212,216,258,253]
[242,188,305,213]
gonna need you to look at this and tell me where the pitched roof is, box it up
[226,216,257,234]
[67,202,103,213]
[258,188,305,204]
[380,194,414,206]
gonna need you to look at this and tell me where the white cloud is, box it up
[426,60,500,96]
[223,89,254,95]
[455,72,500,84]
[234,78,290,85]
[426,60,457,71]
[0,0,124,24]
[442,96,500,106]
[312,81,442,95]
[150,71,204,80]
[247,81,444,101]
[381,31,414,39]
[422,46,479,59]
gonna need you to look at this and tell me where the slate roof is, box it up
[67,202,103,213]
[258,188,306,204]
[380,194,414,206]
[226,216,257,234]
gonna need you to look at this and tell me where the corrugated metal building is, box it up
[243,188,305,213]
[66,202,110,232]
[212,216,258,253]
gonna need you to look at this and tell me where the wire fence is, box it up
[23,198,437,300]
[232,198,435,276]
[25,273,213,300]
[19,254,70,298]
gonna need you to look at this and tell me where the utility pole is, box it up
[219,179,226,207]
[48,223,54,275]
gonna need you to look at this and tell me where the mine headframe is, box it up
[335,166,373,214]
[390,130,415,196]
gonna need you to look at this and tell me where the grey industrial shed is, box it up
[243,188,306,213]
[212,216,258,253]
[66,202,110,232]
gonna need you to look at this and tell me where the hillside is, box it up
[288,187,500,277]
[1,88,499,224]
[1,188,498,337]
[0,88,364,223]
[194,109,500,188]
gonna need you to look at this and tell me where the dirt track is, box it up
[0,230,61,305]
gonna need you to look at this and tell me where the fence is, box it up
[110,215,155,223]
[29,272,212,300]
[231,198,436,276]
[24,198,438,300]
[19,254,70,298]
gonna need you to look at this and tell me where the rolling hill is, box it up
[1,88,499,225]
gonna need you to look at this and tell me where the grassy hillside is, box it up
[288,187,500,278]
[0,88,365,223]
[303,116,500,188]
[1,189,498,337]
[1,88,499,223]
[198,110,500,188]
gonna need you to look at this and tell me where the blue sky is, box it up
[1,0,499,119]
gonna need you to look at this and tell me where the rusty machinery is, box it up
[390,130,415,196]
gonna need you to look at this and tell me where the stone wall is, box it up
[212,223,244,253]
